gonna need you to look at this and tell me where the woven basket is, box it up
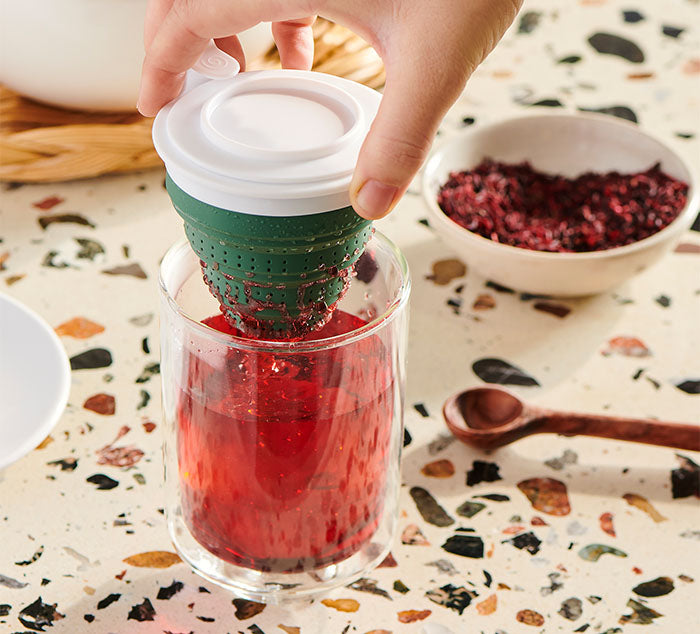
[0,19,384,183]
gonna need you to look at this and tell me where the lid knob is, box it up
[192,40,241,80]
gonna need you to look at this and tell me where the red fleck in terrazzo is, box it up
[438,160,688,252]
[602,336,651,357]
[55,317,105,339]
[397,609,431,623]
[516,608,545,626]
[600,512,616,536]
[420,459,456,478]
[476,593,498,615]
[122,551,181,568]
[32,196,64,210]
[83,393,115,416]
[517,478,571,515]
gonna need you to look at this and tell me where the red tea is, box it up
[177,310,395,572]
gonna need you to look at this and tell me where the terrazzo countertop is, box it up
[1,1,699,632]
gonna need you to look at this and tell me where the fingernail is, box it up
[354,180,398,219]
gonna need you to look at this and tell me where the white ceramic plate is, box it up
[0,293,70,470]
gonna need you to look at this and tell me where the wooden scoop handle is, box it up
[540,412,700,451]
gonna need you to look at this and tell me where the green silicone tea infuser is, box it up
[153,44,381,338]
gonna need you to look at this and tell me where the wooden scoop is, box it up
[443,386,700,451]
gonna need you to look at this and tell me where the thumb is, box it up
[350,61,468,219]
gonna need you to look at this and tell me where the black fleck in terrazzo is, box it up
[472,357,540,386]
[578,104,639,122]
[466,460,503,486]
[587,32,645,63]
[1,2,698,632]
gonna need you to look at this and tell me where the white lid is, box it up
[153,68,381,215]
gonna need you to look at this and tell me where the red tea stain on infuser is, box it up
[426,258,467,285]
[602,336,651,357]
[517,478,571,516]
[202,254,358,340]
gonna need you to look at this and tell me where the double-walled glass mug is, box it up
[159,233,410,601]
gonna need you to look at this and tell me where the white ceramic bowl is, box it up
[422,113,698,296]
[0,0,273,111]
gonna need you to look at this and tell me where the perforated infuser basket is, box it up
[168,178,372,337]
[153,67,381,338]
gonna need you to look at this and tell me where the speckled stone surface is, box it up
[1,1,699,632]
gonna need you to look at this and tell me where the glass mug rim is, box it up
[159,231,411,352]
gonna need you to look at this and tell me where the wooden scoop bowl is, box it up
[443,386,700,451]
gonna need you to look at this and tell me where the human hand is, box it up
[139,0,522,219]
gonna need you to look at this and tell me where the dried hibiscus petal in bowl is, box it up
[437,159,689,253]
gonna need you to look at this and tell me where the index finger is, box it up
[138,0,317,116]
